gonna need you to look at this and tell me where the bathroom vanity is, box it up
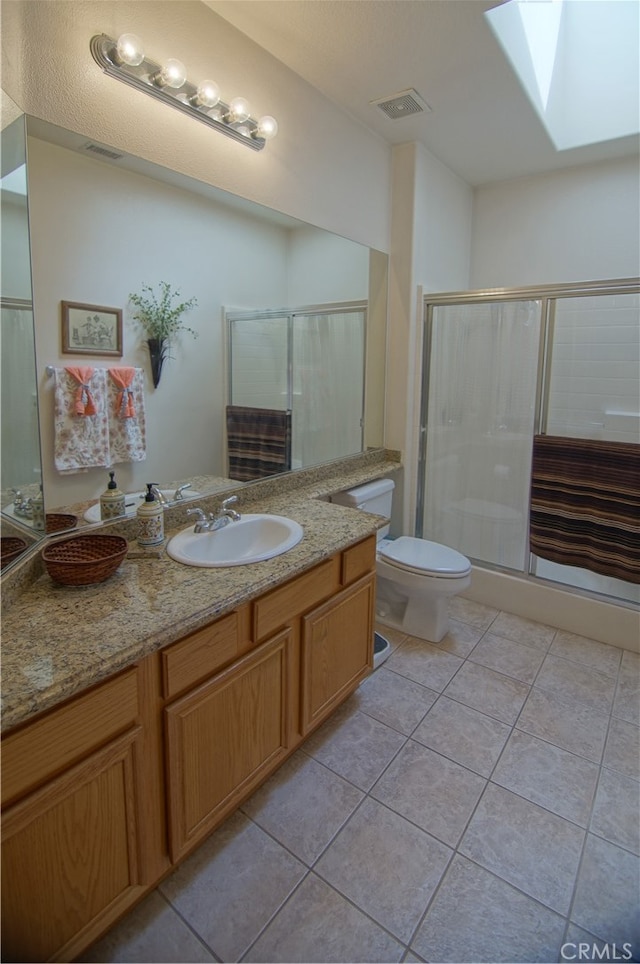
[0,453,399,962]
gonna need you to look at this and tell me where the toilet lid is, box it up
[378,537,471,577]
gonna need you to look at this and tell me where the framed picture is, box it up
[61,301,123,357]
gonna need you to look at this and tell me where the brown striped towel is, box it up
[226,405,292,481]
[530,435,640,584]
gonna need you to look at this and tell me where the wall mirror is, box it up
[20,116,387,523]
[1,105,46,570]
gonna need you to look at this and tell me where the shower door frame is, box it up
[417,276,640,593]
[225,300,368,468]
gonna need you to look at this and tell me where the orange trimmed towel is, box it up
[108,366,136,418]
[65,366,97,416]
[107,367,146,464]
[53,367,109,471]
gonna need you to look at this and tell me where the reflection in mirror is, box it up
[23,117,387,521]
[1,106,46,569]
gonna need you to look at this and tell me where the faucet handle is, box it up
[187,507,207,522]
[173,483,192,501]
[222,496,241,520]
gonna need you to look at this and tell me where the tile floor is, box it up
[86,599,640,964]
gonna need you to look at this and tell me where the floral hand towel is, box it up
[54,368,110,472]
[107,367,146,464]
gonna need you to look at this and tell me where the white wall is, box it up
[386,142,473,531]
[1,0,390,252]
[470,155,640,288]
[28,136,374,509]
[28,137,289,508]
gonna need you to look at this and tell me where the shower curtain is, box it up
[1,302,42,489]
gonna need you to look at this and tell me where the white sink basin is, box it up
[84,489,200,523]
[166,513,303,567]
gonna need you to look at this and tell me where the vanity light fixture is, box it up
[90,33,278,151]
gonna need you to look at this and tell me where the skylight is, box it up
[486,0,640,151]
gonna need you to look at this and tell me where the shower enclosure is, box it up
[226,303,366,472]
[417,278,639,606]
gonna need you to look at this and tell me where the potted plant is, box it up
[129,282,198,387]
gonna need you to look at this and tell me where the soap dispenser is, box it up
[136,483,164,547]
[100,471,126,521]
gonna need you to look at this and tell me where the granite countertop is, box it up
[1,452,401,732]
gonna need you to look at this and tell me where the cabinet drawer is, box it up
[253,556,340,642]
[1,669,139,807]
[341,535,377,585]
[162,607,251,700]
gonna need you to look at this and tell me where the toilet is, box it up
[331,479,471,643]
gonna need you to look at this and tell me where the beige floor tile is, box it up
[302,706,406,790]
[371,739,485,847]
[412,855,566,963]
[590,767,640,855]
[550,631,622,679]
[489,612,556,650]
[516,687,609,763]
[436,617,485,657]
[449,596,499,631]
[603,716,640,780]
[241,751,363,865]
[315,797,452,942]
[412,695,511,776]
[159,811,305,962]
[459,783,585,914]
[613,653,640,725]
[84,891,216,963]
[243,873,404,963]
[469,632,546,683]
[385,637,464,692]
[492,730,599,826]
[349,666,438,735]
[443,661,530,724]
[571,835,640,946]
[535,655,617,715]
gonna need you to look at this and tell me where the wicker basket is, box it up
[1,537,28,568]
[42,534,128,586]
[45,513,78,534]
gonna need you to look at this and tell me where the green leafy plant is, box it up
[129,282,198,342]
[129,282,198,387]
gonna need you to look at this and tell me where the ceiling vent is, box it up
[79,142,125,161]
[370,88,431,120]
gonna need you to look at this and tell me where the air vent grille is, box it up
[371,88,431,120]
[80,142,125,160]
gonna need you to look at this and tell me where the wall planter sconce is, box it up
[90,33,278,151]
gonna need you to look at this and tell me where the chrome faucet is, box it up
[187,497,241,533]
[10,489,33,518]
[149,485,170,507]
[173,483,192,502]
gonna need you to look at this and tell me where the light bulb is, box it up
[156,58,187,89]
[227,97,251,123]
[115,33,145,67]
[255,115,278,140]
[191,79,220,109]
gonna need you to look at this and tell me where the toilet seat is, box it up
[378,537,471,579]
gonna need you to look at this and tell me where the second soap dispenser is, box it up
[100,471,126,521]
[136,483,164,547]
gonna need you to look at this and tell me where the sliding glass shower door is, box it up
[417,280,640,605]
[417,299,542,570]
[227,304,366,472]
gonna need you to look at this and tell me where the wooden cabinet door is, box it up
[165,628,291,862]
[1,728,145,963]
[300,573,375,736]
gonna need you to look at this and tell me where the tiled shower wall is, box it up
[547,292,640,443]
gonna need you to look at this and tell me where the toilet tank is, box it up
[331,479,395,538]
